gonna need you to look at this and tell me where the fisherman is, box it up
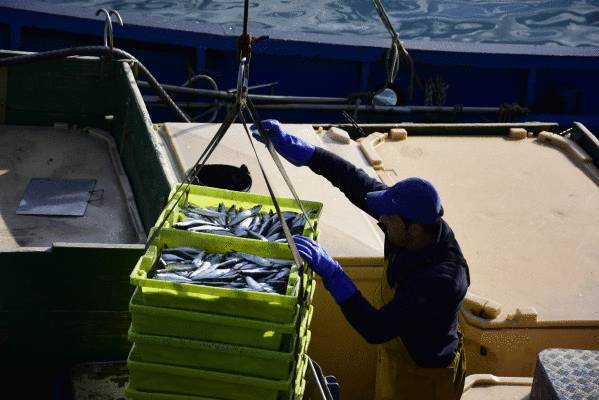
[251,119,470,400]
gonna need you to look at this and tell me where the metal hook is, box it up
[236,57,248,108]
[96,9,123,59]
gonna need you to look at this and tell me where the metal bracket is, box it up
[236,57,249,108]
[306,357,336,400]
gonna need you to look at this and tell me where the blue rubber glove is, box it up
[292,235,357,304]
[250,119,315,167]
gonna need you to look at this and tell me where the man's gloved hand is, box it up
[250,119,315,167]
[292,235,357,304]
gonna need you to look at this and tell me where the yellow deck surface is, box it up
[375,135,599,323]
[162,122,386,262]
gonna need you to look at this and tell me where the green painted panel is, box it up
[5,109,112,130]
[113,64,172,232]
[6,71,115,115]
[2,55,121,126]
[0,245,142,310]
[0,53,169,400]
[0,310,131,399]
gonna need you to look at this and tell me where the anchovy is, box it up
[174,219,219,230]
[267,258,295,267]
[273,268,291,280]
[227,205,262,227]
[231,251,273,267]
[188,225,229,233]
[247,230,269,241]
[161,253,187,263]
[174,203,315,243]
[164,263,197,272]
[151,246,296,294]
[155,272,193,283]
[245,276,264,291]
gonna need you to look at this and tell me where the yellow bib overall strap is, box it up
[373,257,466,400]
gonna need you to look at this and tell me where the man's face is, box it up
[379,214,410,247]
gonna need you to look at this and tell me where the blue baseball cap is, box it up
[366,178,442,224]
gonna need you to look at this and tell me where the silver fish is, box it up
[189,206,227,219]
[245,276,264,291]
[151,246,295,294]
[231,251,273,267]
[188,225,229,233]
[228,205,262,227]
[175,203,314,244]
[155,272,193,283]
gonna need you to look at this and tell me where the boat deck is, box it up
[160,122,386,262]
[375,133,599,323]
[0,125,145,248]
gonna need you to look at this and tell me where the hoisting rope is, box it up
[425,75,450,107]
[152,1,313,312]
[235,0,270,64]
[349,0,424,102]
[498,102,528,123]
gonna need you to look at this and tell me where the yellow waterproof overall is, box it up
[373,258,466,400]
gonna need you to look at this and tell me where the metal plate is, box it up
[16,178,96,217]
[531,348,599,400]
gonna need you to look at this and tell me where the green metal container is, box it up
[131,227,315,323]
[156,183,323,241]
[126,344,304,400]
[128,325,312,380]
[129,286,314,350]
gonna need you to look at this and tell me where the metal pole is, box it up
[137,81,349,104]
[143,97,505,114]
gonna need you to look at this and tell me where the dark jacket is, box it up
[305,147,469,368]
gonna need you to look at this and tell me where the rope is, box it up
[349,0,423,102]
[235,0,270,64]
[425,75,449,107]
[425,77,434,107]
[498,102,527,123]
[435,75,449,107]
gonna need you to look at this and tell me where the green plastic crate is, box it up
[129,286,314,350]
[128,326,312,380]
[131,228,315,323]
[127,344,298,400]
[125,355,308,400]
[294,354,309,396]
[124,388,218,400]
[156,183,323,241]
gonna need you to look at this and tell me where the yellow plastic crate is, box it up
[129,286,314,350]
[127,344,300,400]
[155,183,322,242]
[125,355,308,400]
[129,325,312,380]
[131,228,315,323]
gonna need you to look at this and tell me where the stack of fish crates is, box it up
[125,184,322,400]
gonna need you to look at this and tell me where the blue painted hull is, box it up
[2,0,598,134]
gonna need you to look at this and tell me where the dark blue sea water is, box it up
[40,0,599,47]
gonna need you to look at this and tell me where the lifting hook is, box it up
[96,8,123,59]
